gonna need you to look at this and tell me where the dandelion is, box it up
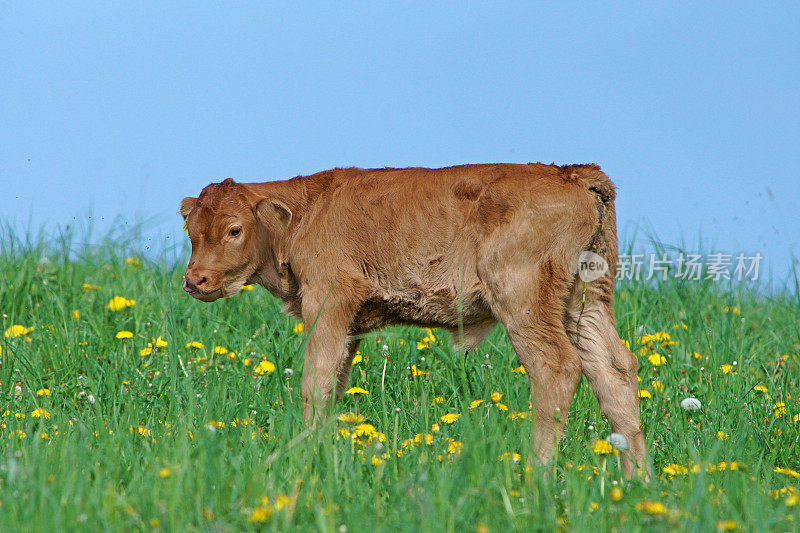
[139,347,152,356]
[490,391,502,402]
[352,351,363,364]
[116,330,134,339]
[186,341,203,349]
[692,351,703,359]
[720,364,734,375]
[431,423,440,433]
[772,402,787,417]
[293,322,304,334]
[410,365,430,376]
[337,412,365,424]
[495,403,508,411]
[606,433,628,451]
[247,505,273,523]
[254,360,276,375]
[36,388,51,396]
[681,397,702,411]
[158,467,171,478]
[152,336,168,348]
[511,365,526,374]
[107,296,136,311]
[344,386,369,396]
[240,284,254,291]
[82,283,101,291]
[724,306,740,314]
[5,325,34,338]
[651,380,664,392]
[125,257,141,267]
[591,440,616,456]
[470,399,484,409]
[72,310,80,321]
[636,501,667,515]
[774,467,800,478]
[638,390,651,399]
[663,463,689,476]
[609,487,623,502]
[716,431,729,439]
[647,353,666,366]
[213,346,228,355]
[31,408,51,419]
[447,440,464,454]
[441,413,461,424]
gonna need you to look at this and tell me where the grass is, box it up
[1,227,799,532]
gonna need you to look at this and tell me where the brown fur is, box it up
[180,163,646,477]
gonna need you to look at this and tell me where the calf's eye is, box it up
[229,227,241,237]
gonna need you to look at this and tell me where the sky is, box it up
[1,3,798,287]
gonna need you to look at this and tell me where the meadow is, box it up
[1,227,799,532]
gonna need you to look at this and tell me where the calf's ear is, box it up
[255,198,293,231]
[180,197,197,219]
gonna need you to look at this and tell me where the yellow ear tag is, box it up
[182,219,189,236]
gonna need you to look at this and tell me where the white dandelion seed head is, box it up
[606,433,628,451]
[87,394,96,404]
[284,368,294,376]
[681,397,702,411]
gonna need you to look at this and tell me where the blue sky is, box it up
[1,3,798,285]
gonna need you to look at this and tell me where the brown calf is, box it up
[180,163,646,475]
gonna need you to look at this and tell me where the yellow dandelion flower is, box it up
[345,387,369,396]
[673,322,688,330]
[495,403,508,411]
[254,360,276,376]
[213,346,228,355]
[152,336,168,348]
[247,506,273,523]
[410,365,430,376]
[507,411,529,420]
[116,330,134,339]
[31,408,51,419]
[139,347,152,356]
[447,440,464,454]
[775,467,800,478]
[158,467,171,478]
[5,325,34,338]
[773,402,787,417]
[716,431,729,440]
[107,296,136,311]
[431,423,440,433]
[490,391,502,402]
[651,380,664,392]
[794,413,800,422]
[432,396,444,405]
[206,420,225,429]
[511,365,526,374]
[82,283,101,291]
[640,332,671,344]
[647,353,666,366]
[441,413,461,424]
[274,495,291,510]
[638,390,651,399]
[470,399,484,409]
[754,384,768,396]
[636,501,667,515]
[240,284,254,291]
[371,455,387,466]
[125,257,141,267]
[720,364,734,375]
[337,412,365,424]
[724,306,740,314]
[293,322,304,334]
[591,440,616,455]
[499,452,522,462]
[692,351,703,359]
[610,487,623,502]
[36,388,51,396]
[663,463,688,476]
[352,352,363,364]
[716,520,740,531]
[71,310,80,321]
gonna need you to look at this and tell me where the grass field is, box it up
[1,228,799,532]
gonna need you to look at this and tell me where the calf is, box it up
[180,163,646,475]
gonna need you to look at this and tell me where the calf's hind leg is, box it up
[482,259,583,464]
[566,298,646,478]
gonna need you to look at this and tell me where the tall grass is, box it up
[0,225,798,531]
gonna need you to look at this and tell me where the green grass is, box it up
[1,228,799,532]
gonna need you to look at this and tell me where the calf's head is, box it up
[179,178,292,302]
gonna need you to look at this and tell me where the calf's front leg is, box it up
[300,295,359,424]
